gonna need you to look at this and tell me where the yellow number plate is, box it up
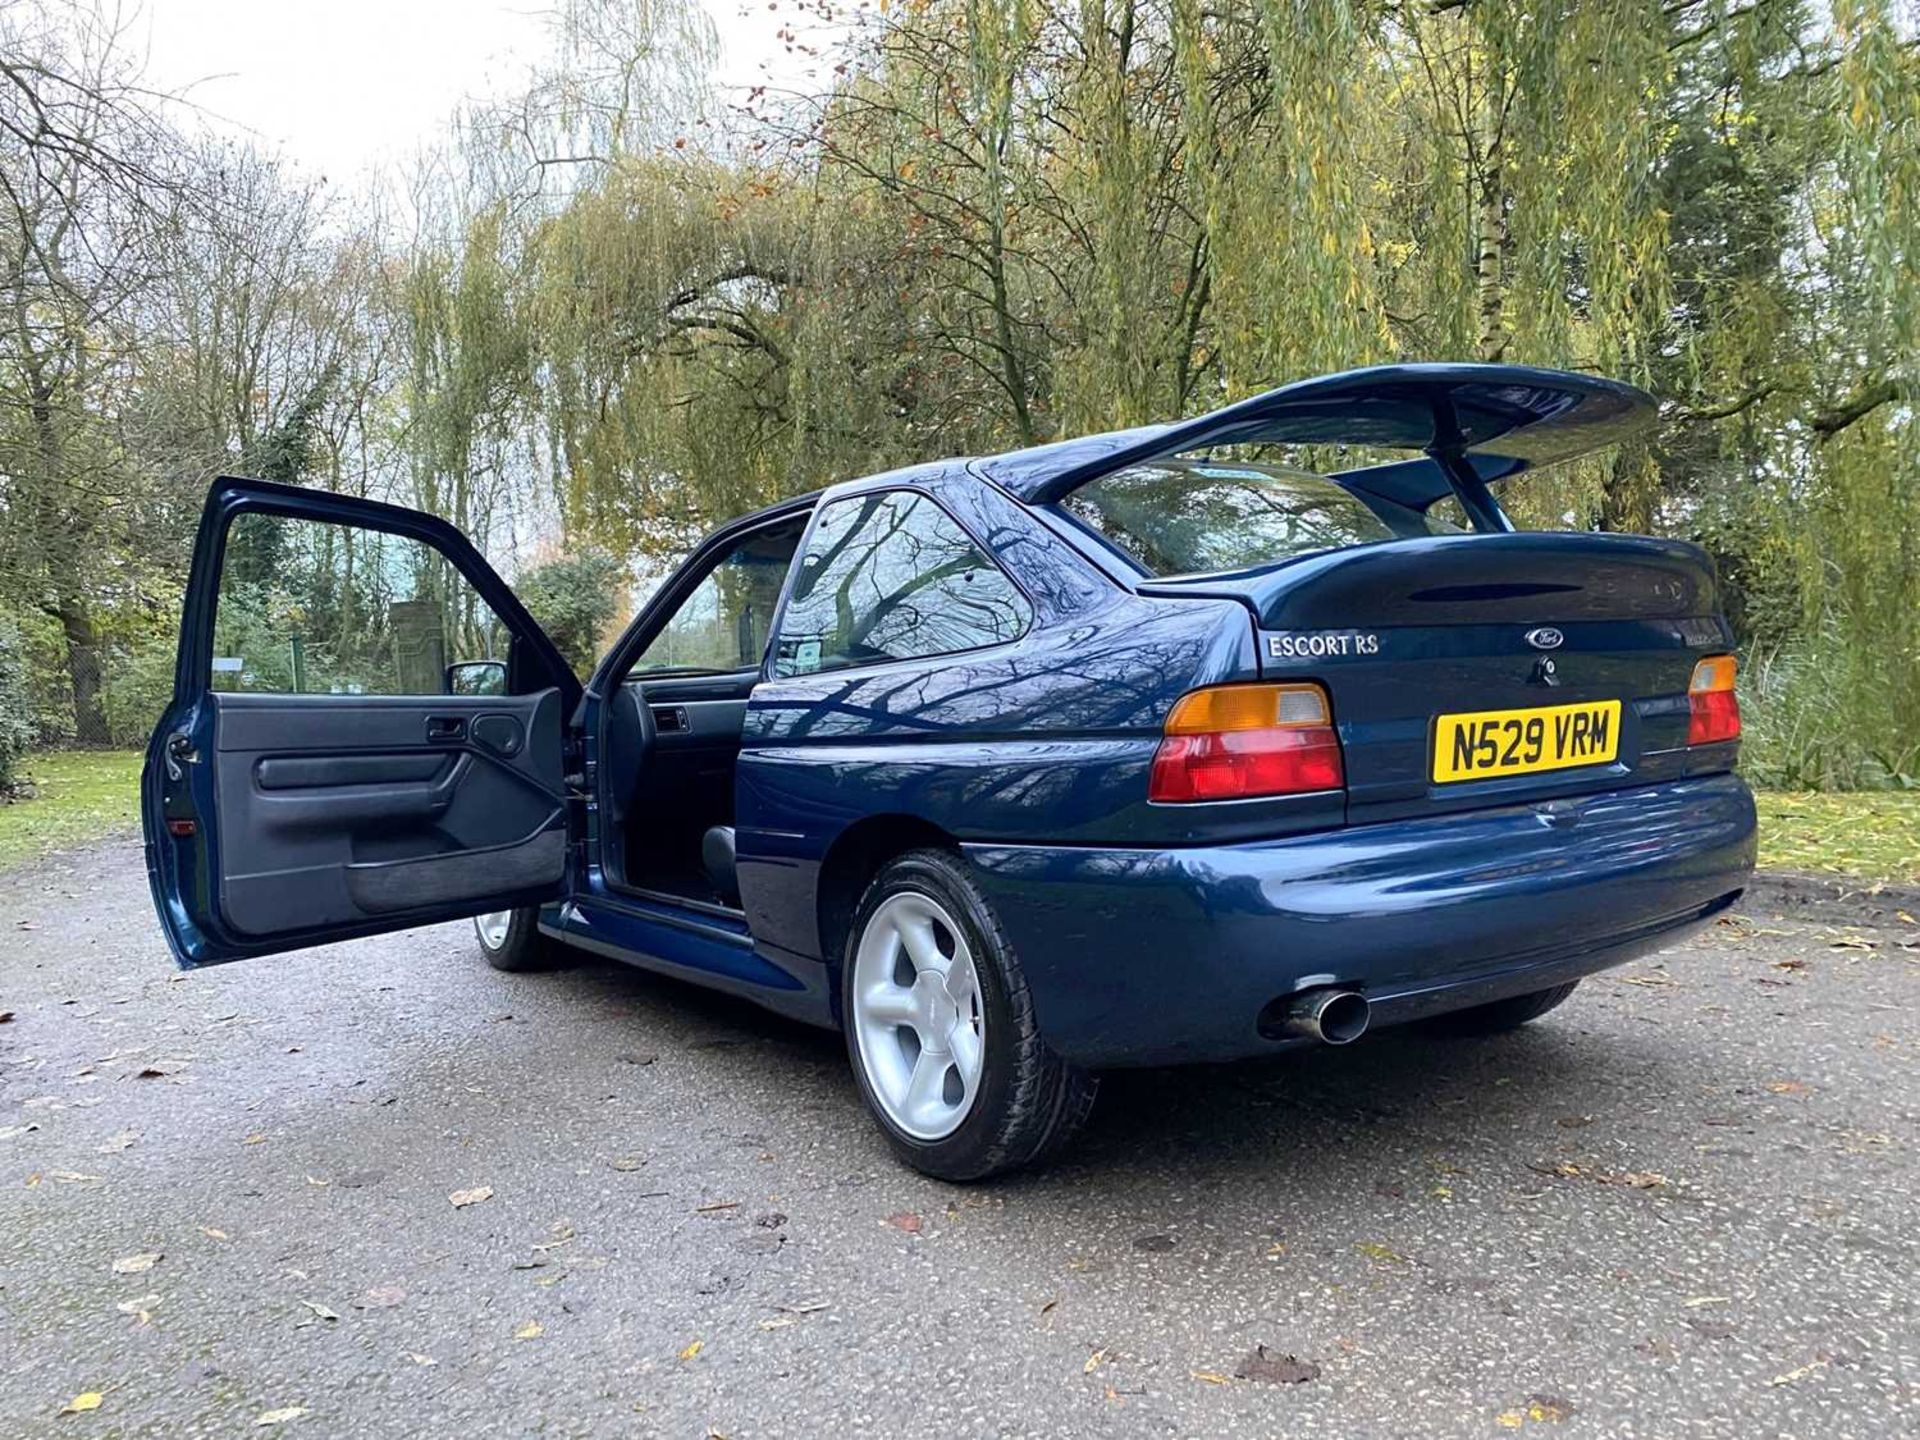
[1431,700,1622,784]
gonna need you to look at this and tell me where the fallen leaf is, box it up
[405,1352,436,1367]
[0,1123,40,1139]
[297,1300,339,1323]
[1768,1357,1830,1387]
[448,1186,494,1208]
[1354,1242,1407,1265]
[0,1010,14,1023]
[114,1293,161,1316]
[241,1133,267,1145]
[1767,1080,1811,1095]
[1527,1394,1576,1422]
[609,1156,646,1172]
[111,1252,161,1275]
[59,1392,103,1415]
[1085,1348,1108,1374]
[513,1321,543,1341]
[678,1338,703,1361]
[253,1406,308,1426]
[1190,1371,1231,1385]
[1235,1345,1320,1384]
[199,1227,230,1242]
[883,1212,923,1234]
[1496,1410,1526,1429]
[356,1286,405,1309]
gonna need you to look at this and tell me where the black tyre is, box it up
[473,907,562,973]
[841,849,1098,1182]
[1424,980,1580,1036]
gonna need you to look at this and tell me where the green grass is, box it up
[1,751,1915,891]
[1754,789,1920,888]
[0,749,143,871]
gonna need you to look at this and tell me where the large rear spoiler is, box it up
[976,363,1656,529]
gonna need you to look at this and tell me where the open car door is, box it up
[143,479,583,967]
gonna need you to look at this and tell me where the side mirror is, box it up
[444,660,507,696]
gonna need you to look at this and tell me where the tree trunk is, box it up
[1474,163,1509,363]
[56,598,107,745]
[1598,437,1657,535]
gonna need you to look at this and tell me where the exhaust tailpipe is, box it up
[1280,988,1370,1045]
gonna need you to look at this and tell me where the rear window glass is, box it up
[1059,462,1432,577]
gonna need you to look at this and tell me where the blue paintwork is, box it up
[963,772,1755,1066]
[978,363,1654,503]
[147,365,1756,1070]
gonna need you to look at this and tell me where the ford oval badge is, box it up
[1525,626,1565,651]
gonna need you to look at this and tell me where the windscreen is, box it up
[1059,461,1438,577]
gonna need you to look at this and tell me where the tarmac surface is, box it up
[1,837,1914,1436]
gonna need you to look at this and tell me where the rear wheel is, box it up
[1424,980,1580,1036]
[473,907,560,973]
[843,849,1098,1182]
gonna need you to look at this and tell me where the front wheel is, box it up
[473,907,561,973]
[843,849,1098,1182]
[1423,980,1580,1036]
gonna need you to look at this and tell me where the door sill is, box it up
[605,879,745,924]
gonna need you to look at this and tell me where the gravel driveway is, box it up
[1,838,1913,1436]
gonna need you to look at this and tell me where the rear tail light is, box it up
[1686,654,1740,745]
[1149,682,1344,802]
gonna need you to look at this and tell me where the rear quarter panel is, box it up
[735,471,1271,965]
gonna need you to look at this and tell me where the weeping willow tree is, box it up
[381,0,1911,784]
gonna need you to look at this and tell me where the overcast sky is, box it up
[136,0,827,184]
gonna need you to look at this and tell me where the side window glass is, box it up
[1423,494,1469,533]
[212,513,508,696]
[773,491,1031,678]
[632,520,805,674]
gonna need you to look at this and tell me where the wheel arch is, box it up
[815,813,959,1009]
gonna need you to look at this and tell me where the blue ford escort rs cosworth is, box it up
[143,363,1757,1179]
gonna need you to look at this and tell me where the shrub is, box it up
[0,619,38,795]
[517,549,627,675]
[99,633,179,749]
[1740,632,1919,791]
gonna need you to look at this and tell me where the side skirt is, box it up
[544,893,835,1029]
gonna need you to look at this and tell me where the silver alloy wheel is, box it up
[849,890,986,1141]
[475,911,513,949]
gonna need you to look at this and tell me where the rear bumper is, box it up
[962,773,1756,1067]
